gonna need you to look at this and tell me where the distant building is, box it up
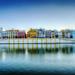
[1,31,8,38]
[6,30,19,38]
[0,27,3,31]
[0,28,74,39]
[71,30,75,38]
[0,29,26,39]
[36,29,46,38]
[17,31,26,38]
[0,27,3,38]
[27,28,37,38]
[45,30,52,38]
[51,30,58,38]
[58,31,62,38]
[61,30,72,38]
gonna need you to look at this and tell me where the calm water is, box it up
[0,44,75,74]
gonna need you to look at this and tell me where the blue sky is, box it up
[0,0,75,31]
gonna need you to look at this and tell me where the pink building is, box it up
[17,31,26,38]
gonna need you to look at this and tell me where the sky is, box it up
[0,0,75,31]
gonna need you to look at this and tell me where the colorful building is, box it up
[61,30,72,38]
[27,28,37,38]
[1,30,26,39]
[17,31,26,38]
[0,27,74,39]
[51,30,58,38]
[61,30,65,38]
[36,29,46,38]
[45,30,52,38]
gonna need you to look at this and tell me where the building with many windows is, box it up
[36,29,46,38]
[27,28,37,38]
[61,30,72,38]
[5,30,19,38]
[17,31,26,38]
[45,30,52,38]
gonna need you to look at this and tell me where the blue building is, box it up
[45,30,52,38]
[36,29,46,38]
[1,31,8,38]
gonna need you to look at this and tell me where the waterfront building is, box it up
[0,27,3,38]
[6,30,19,38]
[17,31,26,38]
[58,31,62,38]
[61,30,72,38]
[45,30,52,38]
[51,30,58,38]
[1,31,8,38]
[0,28,74,39]
[61,30,65,38]
[64,30,69,38]
[36,29,46,38]
[64,30,72,38]
[1,30,26,39]
[71,30,75,38]
[0,32,2,38]
[1,29,19,38]
[0,27,3,31]
[27,28,37,38]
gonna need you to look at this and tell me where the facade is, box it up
[1,30,19,38]
[58,31,62,38]
[27,28,37,38]
[61,30,72,38]
[1,31,8,38]
[71,30,75,38]
[0,27,3,38]
[45,30,52,38]
[0,27,74,39]
[51,30,58,38]
[0,32,2,38]
[1,30,26,39]
[36,29,46,38]
[17,31,26,38]
[0,27,3,31]
[6,30,19,38]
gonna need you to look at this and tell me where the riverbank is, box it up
[0,38,75,44]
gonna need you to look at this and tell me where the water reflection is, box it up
[0,44,74,54]
[62,47,73,54]
[0,44,75,74]
[6,48,26,54]
[28,47,73,54]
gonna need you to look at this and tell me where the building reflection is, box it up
[27,45,73,54]
[61,46,73,54]
[28,48,46,54]
[0,44,74,55]
[3,48,26,54]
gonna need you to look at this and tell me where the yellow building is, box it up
[27,28,37,38]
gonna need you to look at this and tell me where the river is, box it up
[0,44,75,75]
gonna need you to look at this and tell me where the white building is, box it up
[58,31,62,38]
